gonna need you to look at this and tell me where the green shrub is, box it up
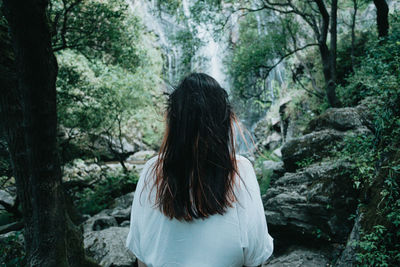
[336,12,400,266]
[0,231,25,266]
[74,170,139,215]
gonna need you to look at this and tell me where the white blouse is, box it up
[126,155,273,267]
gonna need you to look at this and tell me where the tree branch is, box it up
[258,43,319,74]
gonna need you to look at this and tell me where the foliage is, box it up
[295,157,316,169]
[227,12,290,104]
[337,13,400,107]
[73,169,139,216]
[336,31,372,86]
[56,47,164,152]
[0,231,25,266]
[53,0,165,154]
[335,12,400,266]
[171,26,204,82]
[49,0,141,69]
[254,149,281,193]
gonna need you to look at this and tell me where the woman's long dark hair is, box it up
[152,73,239,221]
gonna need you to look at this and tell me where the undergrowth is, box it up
[335,12,400,266]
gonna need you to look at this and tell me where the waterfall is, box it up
[130,0,287,156]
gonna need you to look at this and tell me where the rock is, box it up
[264,160,358,242]
[264,132,282,150]
[272,147,282,158]
[261,160,285,182]
[120,221,130,227]
[304,107,366,134]
[84,227,136,267]
[281,129,344,172]
[127,150,156,162]
[281,128,371,172]
[113,192,134,210]
[335,212,363,266]
[0,190,14,208]
[264,247,330,267]
[262,160,284,172]
[285,118,303,142]
[82,192,134,231]
[111,207,131,224]
[83,213,118,232]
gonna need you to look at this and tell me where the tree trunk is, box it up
[351,0,358,70]
[373,0,389,37]
[314,0,340,107]
[318,42,338,107]
[0,1,99,266]
[328,0,339,107]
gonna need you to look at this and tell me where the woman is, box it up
[126,73,273,267]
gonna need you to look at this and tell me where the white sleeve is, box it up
[125,170,144,260]
[236,157,274,266]
[125,157,157,261]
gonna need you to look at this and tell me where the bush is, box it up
[336,12,400,266]
[73,170,139,216]
[0,231,25,266]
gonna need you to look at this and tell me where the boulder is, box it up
[83,213,118,232]
[0,190,14,208]
[113,192,134,210]
[264,247,330,267]
[281,128,371,172]
[83,192,134,231]
[84,227,136,267]
[335,212,363,267]
[272,147,282,158]
[264,160,358,242]
[111,207,131,224]
[281,129,344,172]
[262,160,284,172]
[263,132,282,150]
[304,107,366,134]
[261,160,285,183]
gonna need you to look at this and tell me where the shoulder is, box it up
[235,154,254,172]
[145,155,158,168]
[141,155,158,172]
[138,156,158,184]
[235,154,259,192]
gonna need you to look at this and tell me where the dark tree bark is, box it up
[373,0,389,37]
[351,0,358,69]
[314,0,340,107]
[0,1,98,266]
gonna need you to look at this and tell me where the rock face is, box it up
[262,101,372,265]
[335,212,363,267]
[281,129,344,172]
[304,107,366,133]
[84,227,136,267]
[264,160,357,242]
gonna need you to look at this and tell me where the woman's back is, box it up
[126,155,273,267]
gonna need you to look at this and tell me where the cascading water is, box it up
[130,0,287,155]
